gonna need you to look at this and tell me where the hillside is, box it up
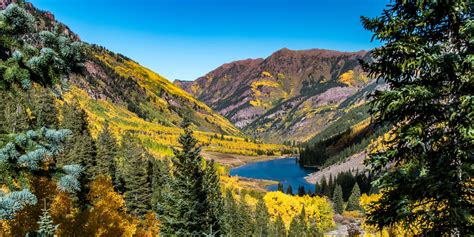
[176,48,382,143]
[22,2,288,158]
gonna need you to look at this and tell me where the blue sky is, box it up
[29,0,388,81]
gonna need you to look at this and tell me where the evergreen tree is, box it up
[332,185,344,214]
[121,132,152,216]
[289,206,306,237]
[222,190,239,236]
[59,102,96,179]
[286,184,293,195]
[320,176,329,197]
[327,174,334,197]
[273,214,287,237]
[306,216,322,237]
[237,195,255,236]
[0,3,85,219]
[157,119,207,235]
[361,1,473,234]
[33,87,58,129]
[254,199,270,237]
[37,200,58,237]
[297,186,306,196]
[60,101,88,135]
[150,158,168,212]
[93,122,117,180]
[202,160,224,235]
[346,183,361,211]
[277,182,284,192]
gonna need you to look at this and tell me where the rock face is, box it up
[176,48,380,142]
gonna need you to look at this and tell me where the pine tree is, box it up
[237,195,255,236]
[254,199,270,237]
[327,174,334,197]
[361,1,472,234]
[202,160,224,235]
[93,122,117,180]
[307,216,322,237]
[297,186,306,196]
[286,184,293,195]
[59,102,96,179]
[346,182,361,211]
[37,200,58,237]
[289,206,307,237]
[0,3,85,219]
[150,158,168,212]
[277,182,284,192]
[33,87,58,129]
[320,176,329,197]
[157,119,207,235]
[121,132,152,216]
[332,185,344,214]
[222,190,239,236]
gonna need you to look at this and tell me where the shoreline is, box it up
[304,152,367,184]
[202,151,296,168]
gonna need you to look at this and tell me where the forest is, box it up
[1,0,472,236]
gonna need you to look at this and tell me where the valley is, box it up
[1,0,470,236]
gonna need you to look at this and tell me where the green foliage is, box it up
[346,183,361,211]
[121,132,152,216]
[0,128,82,219]
[254,199,270,236]
[272,214,287,237]
[37,201,58,237]
[33,88,58,129]
[361,0,473,234]
[157,120,214,235]
[202,160,224,235]
[332,185,343,215]
[316,171,372,201]
[277,182,284,192]
[288,206,306,237]
[93,122,117,180]
[286,184,293,195]
[300,121,389,168]
[0,4,84,91]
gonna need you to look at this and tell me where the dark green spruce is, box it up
[361,0,473,234]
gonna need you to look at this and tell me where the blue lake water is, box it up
[230,158,317,194]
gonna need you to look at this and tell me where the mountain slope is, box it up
[176,48,382,142]
[22,2,288,158]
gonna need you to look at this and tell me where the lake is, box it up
[230,157,317,194]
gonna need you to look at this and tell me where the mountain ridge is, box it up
[175,47,378,143]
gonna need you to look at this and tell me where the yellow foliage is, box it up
[134,213,160,237]
[339,70,356,87]
[263,192,335,232]
[250,79,288,108]
[243,194,258,212]
[360,194,410,237]
[95,53,241,136]
[339,70,369,87]
[65,87,287,158]
[261,71,273,78]
[83,175,137,236]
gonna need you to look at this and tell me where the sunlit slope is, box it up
[87,47,241,136]
[66,87,287,158]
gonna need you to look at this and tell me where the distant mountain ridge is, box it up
[176,48,381,143]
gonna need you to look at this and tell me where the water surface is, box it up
[230,158,316,194]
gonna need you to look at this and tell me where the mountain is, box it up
[22,2,287,158]
[176,48,383,143]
